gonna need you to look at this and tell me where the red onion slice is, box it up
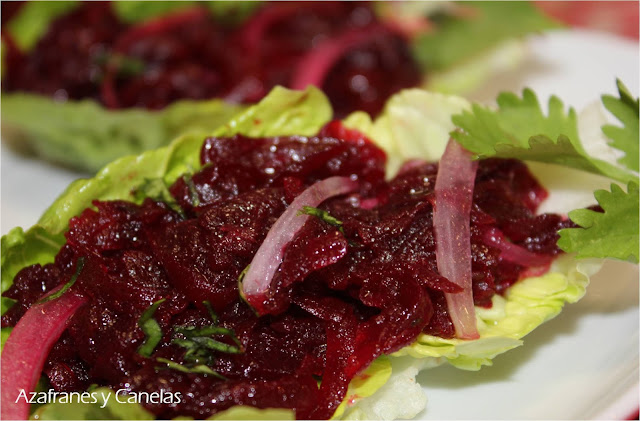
[239,2,346,52]
[433,139,480,339]
[397,158,429,176]
[241,176,359,314]
[1,292,87,420]
[483,226,553,267]
[290,24,395,91]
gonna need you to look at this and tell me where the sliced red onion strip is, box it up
[358,197,380,210]
[240,2,347,53]
[241,176,359,313]
[397,158,429,175]
[290,24,393,91]
[433,139,480,340]
[240,3,297,52]
[1,291,87,420]
[483,227,553,267]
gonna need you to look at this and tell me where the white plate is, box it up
[1,29,638,420]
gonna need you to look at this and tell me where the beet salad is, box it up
[2,1,421,118]
[1,118,573,419]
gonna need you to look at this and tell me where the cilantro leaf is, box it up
[601,80,639,172]
[558,182,639,263]
[451,88,638,184]
[452,89,578,154]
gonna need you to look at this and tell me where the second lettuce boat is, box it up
[1,1,559,172]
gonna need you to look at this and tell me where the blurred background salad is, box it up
[1,1,637,173]
[1,0,561,171]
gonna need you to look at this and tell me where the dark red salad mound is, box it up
[1,123,573,419]
[1,1,422,117]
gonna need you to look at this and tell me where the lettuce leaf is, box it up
[394,255,599,369]
[29,388,154,420]
[4,1,79,52]
[411,1,561,72]
[207,406,294,420]
[331,357,392,420]
[0,227,65,314]
[338,356,437,420]
[112,1,260,25]
[111,1,200,23]
[343,89,471,177]
[1,94,243,173]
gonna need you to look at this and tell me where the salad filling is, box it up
[2,1,421,117]
[2,121,574,419]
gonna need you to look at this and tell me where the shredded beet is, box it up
[2,1,423,117]
[1,123,571,419]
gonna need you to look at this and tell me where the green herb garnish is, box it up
[137,298,166,357]
[159,302,244,377]
[94,52,146,78]
[173,325,243,355]
[298,206,344,233]
[132,178,185,218]
[173,326,242,354]
[155,357,226,379]
[202,300,218,324]
[37,257,86,304]
[183,173,201,208]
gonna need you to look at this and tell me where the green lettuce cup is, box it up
[3,84,637,419]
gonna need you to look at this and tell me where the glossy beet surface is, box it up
[2,124,573,419]
[2,1,422,117]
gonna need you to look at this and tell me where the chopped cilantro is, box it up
[298,206,344,233]
[161,304,244,377]
[182,173,201,207]
[137,298,166,357]
[37,257,86,304]
[202,300,218,324]
[155,357,226,379]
